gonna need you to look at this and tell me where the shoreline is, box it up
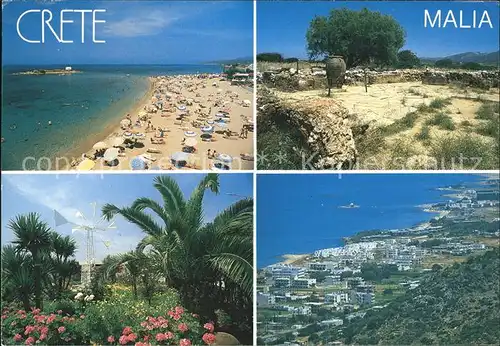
[56,77,155,170]
[57,73,253,171]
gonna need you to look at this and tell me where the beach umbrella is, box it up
[217,153,233,163]
[123,131,133,138]
[206,120,215,125]
[171,152,190,162]
[243,99,251,107]
[103,148,120,161]
[77,159,95,171]
[215,122,227,129]
[111,137,124,147]
[93,141,108,150]
[184,138,198,147]
[130,156,146,170]
[178,105,187,111]
[201,126,213,133]
[184,131,196,137]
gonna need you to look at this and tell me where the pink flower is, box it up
[41,327,49,335]
[17,310,25,315]
[127,333,137,342]
[1,314,7,319]
[119,335,128,345]
[164,332,174,340]
[39,334,47,341]
[14,334,23,342]
[25,336,35,345]
[143,335,150,341]
[57,326,66,333]
[202,333,217,345]
[155,333,166,342]
[80,314,85,319]
[204,323,215,333]
[46,315,56,324]
[57,310,63,315]
[31,308,41,315]
[24,325,36,335]
[178,323,189,333]
[173,314,181,321]
[179,338,191,346]
[140,321,147,328]
[174,306,184,315]
[108,336,116,343]
[122,326,133,336]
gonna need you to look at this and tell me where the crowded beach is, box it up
[69,73,254,171]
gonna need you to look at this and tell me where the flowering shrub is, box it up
[105,309,217,345]
[1,307,86,345]
[2,286,219,345]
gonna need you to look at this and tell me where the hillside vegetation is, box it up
[344,250,500,345]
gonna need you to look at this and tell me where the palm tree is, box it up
[49,232,77,296]
[101,174,253,332]
[1,245,34,311]
[9,213,53,309]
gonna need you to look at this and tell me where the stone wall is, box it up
[258,87,357,169]
[258,67,500,91]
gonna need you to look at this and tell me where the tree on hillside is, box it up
[256,53,284,62]
[101,174,254,339]
[397,50,421,68]
[306,8,406,68]
[435,59,454,68]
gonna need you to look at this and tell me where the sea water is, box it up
[1,64,222,170]
[257,174,486,268]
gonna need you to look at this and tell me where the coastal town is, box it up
[257,180,500,345]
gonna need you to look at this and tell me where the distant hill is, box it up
[421,51,499,65]
[207,57,253,65]
[344,250,500,345]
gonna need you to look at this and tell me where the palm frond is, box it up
[153,175,187,216]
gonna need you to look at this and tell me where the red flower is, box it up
[24,325,35,335]
[202,333,217,345]
[173,314,181,321]
[108,336,116,343]
[41,327,48,335]
[178,323,189,333]
[203,323,215,333]
[164,332,174,340]
[179,338,191,346]
[46,315,56,324]
[14,334,23,342]
[25,336,35,345]
[122,326,133,336]
[127,333,137,342]
[57,326,66,333]
[39,334,47,341]
[155,333,166,342]
[174,306,184,315]
[119,335,128,345]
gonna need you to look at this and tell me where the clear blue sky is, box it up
[257,1,499,58]
[1,173,253,262]
[2,0,253,65]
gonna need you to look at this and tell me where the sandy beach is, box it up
[64,74,254,171]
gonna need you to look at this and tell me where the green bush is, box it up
[381,112,419,136]
[415,125,431,141]
[476,116,500,138]
[430,133,497,169]
[476,102,499,121]
[426,112,456,130]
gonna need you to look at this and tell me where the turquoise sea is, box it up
[1,64,222,170]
